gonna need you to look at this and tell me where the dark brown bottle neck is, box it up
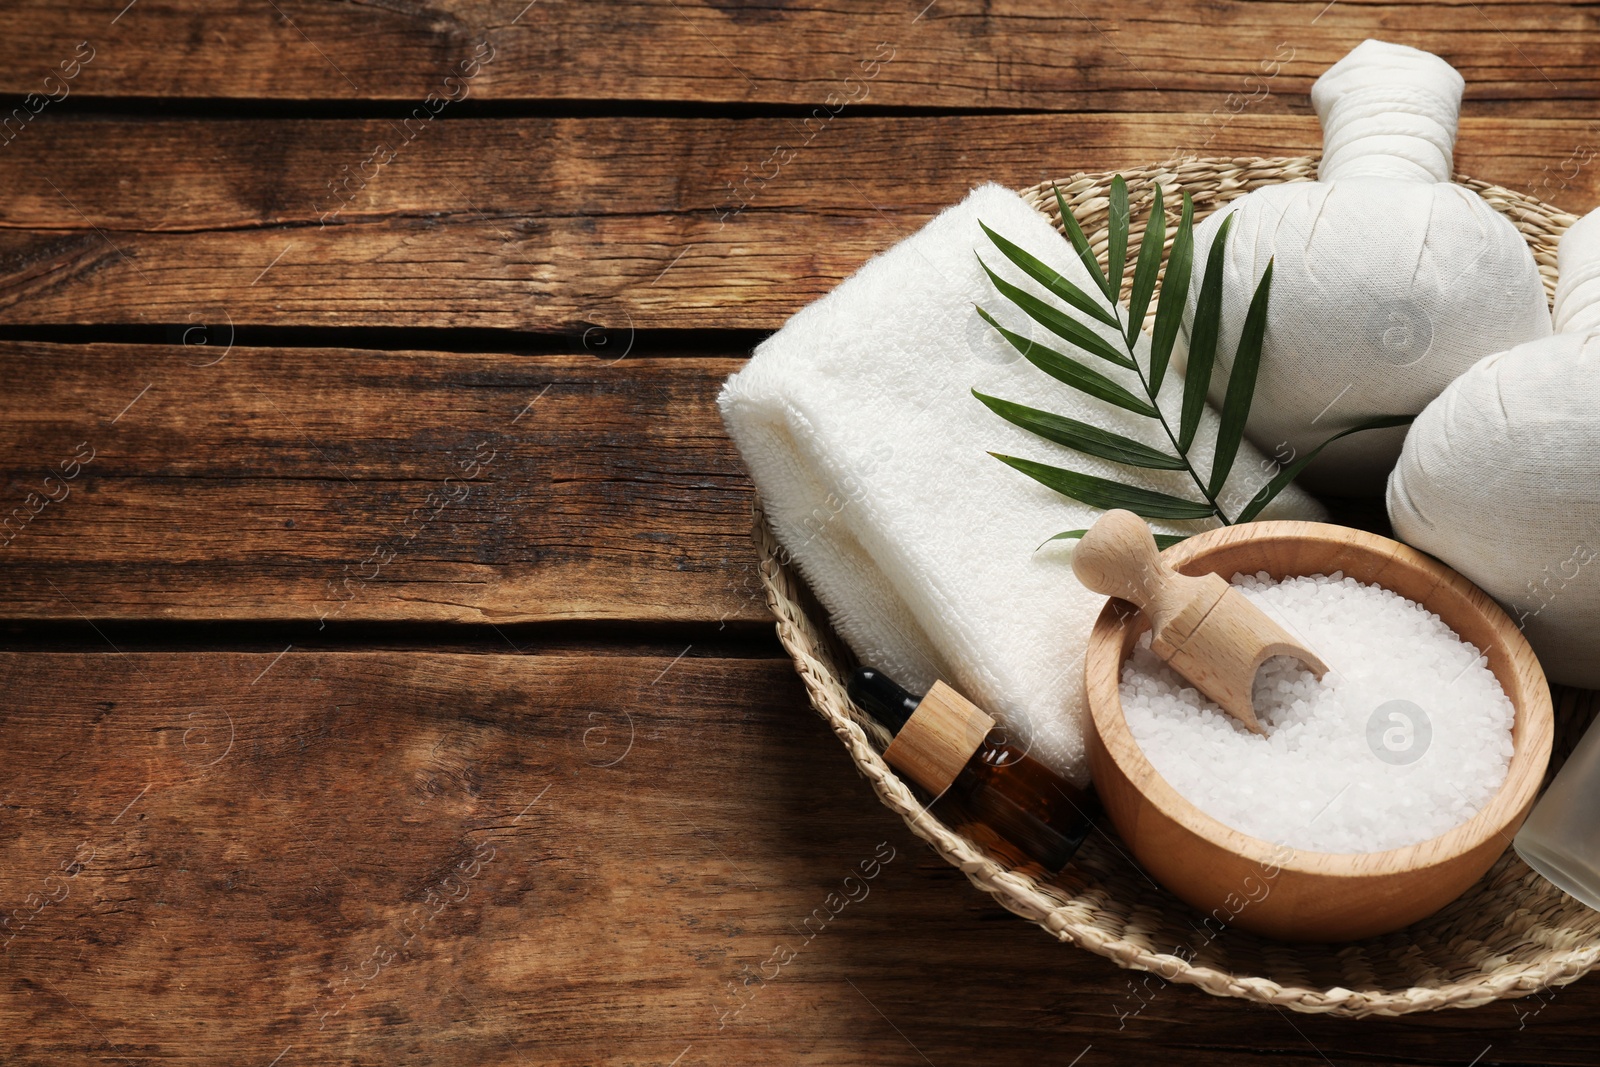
[846,667,920,734]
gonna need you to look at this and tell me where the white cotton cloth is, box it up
[1388,209,1600,688]
[1555,210,1600,335]
[721,183,1325,786]
[1183,39,1550,496]
[1312,38,1462,183]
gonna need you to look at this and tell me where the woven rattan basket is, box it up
[753,156,1600,1017]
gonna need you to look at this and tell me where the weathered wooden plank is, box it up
[1,114,1594,330]
[0,0,1594,113]
[0,342,771,625]
[0,650,1594,1066]
[0,354,1542,630]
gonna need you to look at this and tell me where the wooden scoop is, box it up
[1071,510,1330,735]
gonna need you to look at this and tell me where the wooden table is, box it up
[0,3,1596,1063]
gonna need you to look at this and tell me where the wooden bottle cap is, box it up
[883,681,996,795]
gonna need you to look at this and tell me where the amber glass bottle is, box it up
[847,667,1098,874]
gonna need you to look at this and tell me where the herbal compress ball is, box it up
[1184,39,1550,495]
[1389,209,1600,689]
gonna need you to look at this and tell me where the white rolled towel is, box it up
[721,183,1324,785]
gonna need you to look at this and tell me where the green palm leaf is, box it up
[1107,175,1130,303]
[1126,184,1164,347]
[989,453,1217,520]
[975,307,1157,417]
[973,186,1359,546]
[973,390,1185,470]
[978,221,1121,330]
[1147,193,1194,396]
[1235,415,1417,523]
[1043,529,1190,551]
[1207,259,1273,498]
[1180,211,1235,453]
[1054,184,1113,302]
[978,258,1135,370]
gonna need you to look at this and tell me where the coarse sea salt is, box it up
[1119,571,1516,854]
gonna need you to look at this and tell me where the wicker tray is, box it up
[752,156,1600,1017]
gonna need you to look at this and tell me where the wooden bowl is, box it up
[1085,520,1555,941]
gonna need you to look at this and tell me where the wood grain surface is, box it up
[0,116,1596,330]
[0,0,1594,112]
[0,343,763,625]
[3,0,1599,1063]
[0,652,1593,1067]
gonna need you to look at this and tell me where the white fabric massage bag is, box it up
[1388,208,1600,688]
[1184,39,1549,495]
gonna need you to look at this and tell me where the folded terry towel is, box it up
[721,183,1325,785]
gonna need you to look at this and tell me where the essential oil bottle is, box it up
[848,667,1098,873]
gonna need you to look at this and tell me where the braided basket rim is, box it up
[751,155,1600,1017]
